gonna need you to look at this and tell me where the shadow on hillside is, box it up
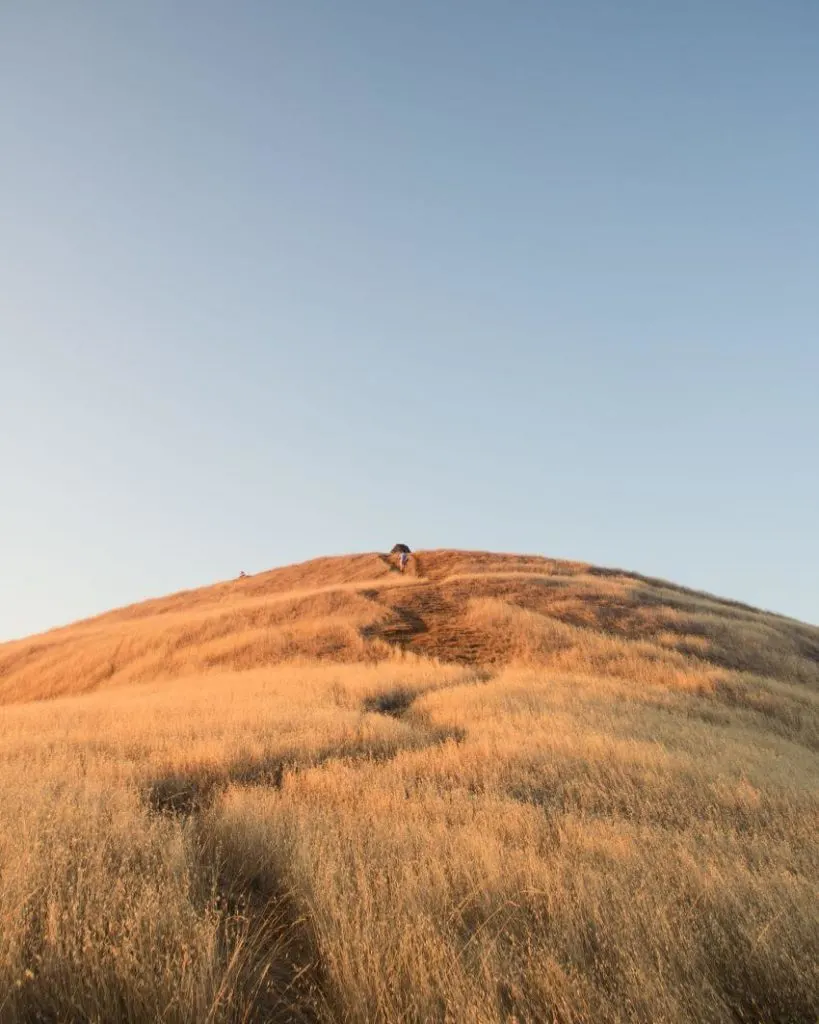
[140,684,470,1020]
[187,818,327,1023]
[362,685,415,718]
[145,720,466,820]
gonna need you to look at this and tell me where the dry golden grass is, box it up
[0,550,816,1022]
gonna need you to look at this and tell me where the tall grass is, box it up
[0,552,816,1021]
[0,658,816,1022]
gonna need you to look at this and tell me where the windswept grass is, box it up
[0,551,816,1022]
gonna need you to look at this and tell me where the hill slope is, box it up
[1,549,817,707]
[0,551,817,1023]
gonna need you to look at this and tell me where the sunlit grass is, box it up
[0,551,816,1022]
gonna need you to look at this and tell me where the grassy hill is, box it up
[0,550,816,1022]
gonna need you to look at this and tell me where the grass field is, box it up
[0,551,816,1022]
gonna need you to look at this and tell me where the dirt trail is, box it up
[361,580,510,665]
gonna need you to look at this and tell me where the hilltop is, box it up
[0,551,816,1023]
[1,549,817,707]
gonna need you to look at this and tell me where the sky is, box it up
[1,1,817,640]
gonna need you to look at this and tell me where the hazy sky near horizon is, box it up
[1,1,817,640]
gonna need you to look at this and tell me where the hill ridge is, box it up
[1,549,817,708]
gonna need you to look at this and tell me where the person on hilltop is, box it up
[390,543,411,573]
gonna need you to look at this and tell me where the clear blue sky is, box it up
[1,1,817,640]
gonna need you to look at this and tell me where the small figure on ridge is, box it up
[390,543,411,574]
